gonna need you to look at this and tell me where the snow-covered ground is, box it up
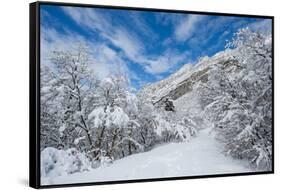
[41,128,254,185]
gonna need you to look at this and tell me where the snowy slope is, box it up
[143,48,239,104]
[41,128,254,185]
[140,48,244,129]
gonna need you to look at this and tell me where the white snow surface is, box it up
[41,148,91,179]
[41,128,254,185]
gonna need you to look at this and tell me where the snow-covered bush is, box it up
[41,147,91,178]
[88,106,130,128]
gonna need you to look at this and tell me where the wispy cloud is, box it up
[41,18,132,82]
[144,50,188,74]
[155,12,179,26]
[62,7,144,61]
[62,7,111,34]
[128,12,158,40]
[104,28,144,61]
[62,6,186,76]
[40,25,87,66]
[175,15,205,42]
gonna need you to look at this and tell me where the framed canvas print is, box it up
[29,1,274,188]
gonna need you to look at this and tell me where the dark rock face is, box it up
[164,98,175,112]
[169,67,210,100]
[153,59,242,108]
[151,58,242,112]
[153,67,210,110]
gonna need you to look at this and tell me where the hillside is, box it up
[142,48,239,108]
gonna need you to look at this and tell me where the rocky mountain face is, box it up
[142,48,240,111]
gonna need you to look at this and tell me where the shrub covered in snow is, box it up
[88,106,130,128]
[41,147,91,178]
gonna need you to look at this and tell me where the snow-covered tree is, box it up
[41,44,100,159]
[40,64,64,150]
[199,28,272,170]
[87,77,143,161]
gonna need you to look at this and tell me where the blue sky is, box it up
[40,5,271,89]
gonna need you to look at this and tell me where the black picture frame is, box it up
[30,1,274,189]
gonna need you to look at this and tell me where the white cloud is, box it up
[41,23,134,83]
[103,28,143,61]
[90,44,131,79]
[62,7,111,34]
[175,15,205,42]
[40,26,87,67]
[58,7,192,76]
[41,7,144,83]
[62,7,144,62]
[144,50,188,74]
[62,6,186,75]
[129,12,158,40]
